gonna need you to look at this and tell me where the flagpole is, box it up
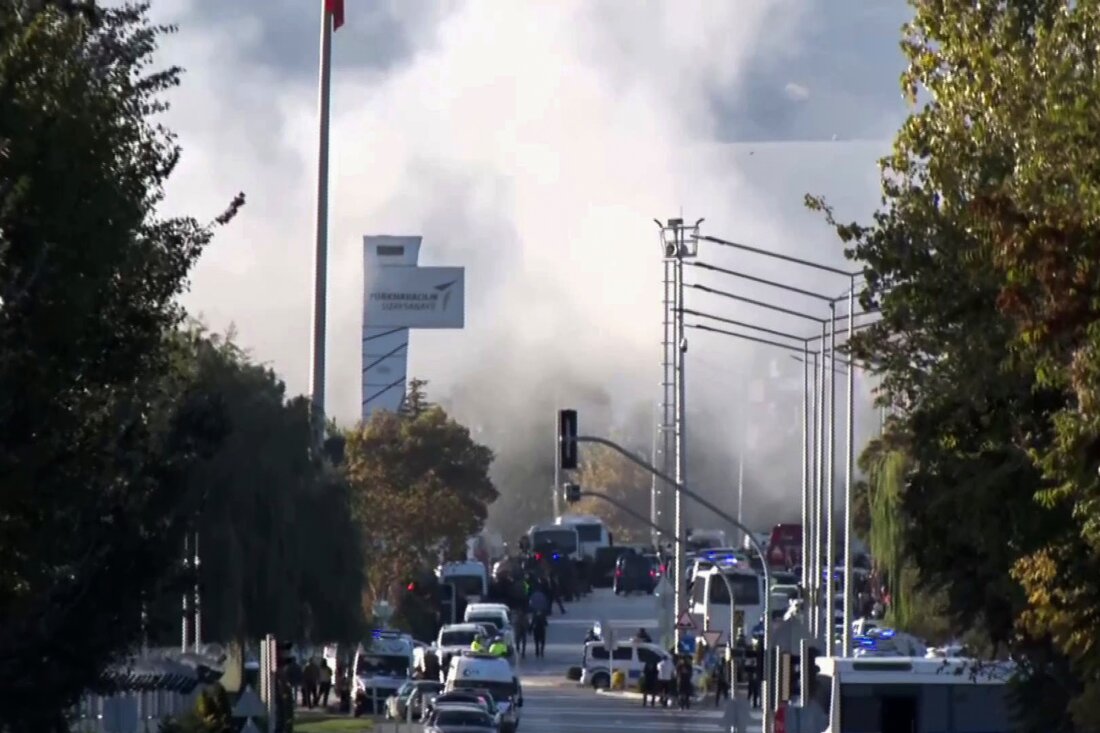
[310,1,333,445]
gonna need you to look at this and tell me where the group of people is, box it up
[640,653,697,710]
[285,656,334,710]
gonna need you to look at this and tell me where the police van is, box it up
[351,631,414,716]
[580,639,705,690]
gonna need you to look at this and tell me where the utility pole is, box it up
[657,217,701,646]
[842,281,856,656]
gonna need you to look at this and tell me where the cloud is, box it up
[784,82,811,102]
[148,0,910,533]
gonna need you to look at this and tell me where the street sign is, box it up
[677,610,696,630]
[702,630,724,647]
[232,686,266,719]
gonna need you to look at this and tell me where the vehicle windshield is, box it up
[452,678,517,700]
[356,654,409,677]
[708,573,762,606]
[445,574,485,598]
[433,710,494,727]
[440,630,479,646]
[573,523,604,542]
[531,529,577,554]
[467,614,502,630]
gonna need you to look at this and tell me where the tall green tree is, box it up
[345,381,497,613]
[812,0,1100,726]
[0,3,242,730]
[181,330,362,645]
[574,442,653,543]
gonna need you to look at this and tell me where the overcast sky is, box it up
[147,1,911,519]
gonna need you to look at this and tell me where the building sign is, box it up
[364,266,465,329]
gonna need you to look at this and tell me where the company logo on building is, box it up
[370,278,458,313]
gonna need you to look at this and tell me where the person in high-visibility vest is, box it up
[488,637,508,657]
[471,634,487,653]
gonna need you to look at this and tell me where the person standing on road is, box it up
[656,655,674,708]
[676,657,694,710]
[513,609,529,659]
[531,611,548,658]
[747,643,762,709]
[318,659,333,709]
[642,658,659,707]
[549,577,567,615]
[711,658,729,708]
[302,658,319,709]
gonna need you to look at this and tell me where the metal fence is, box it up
[71,688,203,733]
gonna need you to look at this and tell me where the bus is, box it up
[554,514,611,559]
[527,524,580,559]
[689,562,766,640]
[784,656,1015,732]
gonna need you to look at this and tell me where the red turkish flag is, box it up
[325,0,345,30]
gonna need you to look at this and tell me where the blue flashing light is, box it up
[552,553,561,561]
[879,629,896,639]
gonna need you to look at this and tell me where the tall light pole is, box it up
[310,0,337,444]
[658,217,701,647]
[842,278,857,656]
[825,302,837,656]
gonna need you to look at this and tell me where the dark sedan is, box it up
[424,704,498,733]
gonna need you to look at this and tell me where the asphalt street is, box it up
[375,588,762,733]
[510,587,763,733]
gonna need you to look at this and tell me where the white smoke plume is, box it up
[148,0,909,537]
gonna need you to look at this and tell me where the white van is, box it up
[463,603,511,630]
[437,561,489,602]
[783,656,1015,732]
[580,639,705,690]
[444,652,524,729]
[351,631,414,716]
[555,514,611,558]
[689,564,766,639]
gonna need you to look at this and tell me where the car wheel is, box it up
[591,671,611,689]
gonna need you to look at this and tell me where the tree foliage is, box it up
[574,443,653,543]
[813,0,1100,726]
[182,329,363,645]
[0,3,242,730]
[345,380,497,612]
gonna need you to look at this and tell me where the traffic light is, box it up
[558,409,578,470]
[563,482,581,503]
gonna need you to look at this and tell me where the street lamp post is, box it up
[842,278,856,656]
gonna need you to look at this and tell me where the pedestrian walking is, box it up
[531,611,548,659]
[302,657,319,709]
[656,655,675,708]
[747,644,762,709]
[318,659,333,708]
[712,659,730,707]
[642,658,659,707]
[514,609,529,659]
[676,657,694,710]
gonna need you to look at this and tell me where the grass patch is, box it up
[293,715,374,732]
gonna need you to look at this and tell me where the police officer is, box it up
[471,633,487,653]
[488,636,508,657]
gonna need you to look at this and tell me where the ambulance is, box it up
[351,630,414,716]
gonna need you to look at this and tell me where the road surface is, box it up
[370,587,763,732]
[512,587,762,733]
